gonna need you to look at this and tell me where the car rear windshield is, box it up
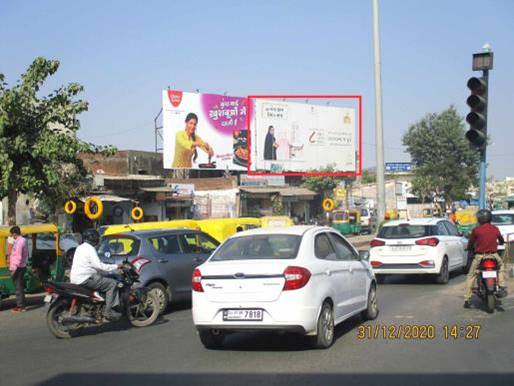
[492,214,514,226]
[378,225,435,239]
[211,234,302,261]
[98,236,141,258]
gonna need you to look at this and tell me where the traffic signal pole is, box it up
[478,69,489,209]
[465,49,493,210]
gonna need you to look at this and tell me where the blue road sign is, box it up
[385,162,413,173]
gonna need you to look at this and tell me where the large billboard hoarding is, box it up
[248,96,359,176]
[162,90,248,170]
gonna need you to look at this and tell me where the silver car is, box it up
[99,229,219,313]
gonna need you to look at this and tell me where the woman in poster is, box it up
[172,113,214,168]
[263,125,278,160]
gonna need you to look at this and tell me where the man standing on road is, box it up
[464,209,508,308]
[9,226,29,313]
[70,229,122,320]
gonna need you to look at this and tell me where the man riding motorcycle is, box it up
[69,229,122,320]
[464,209,508,308]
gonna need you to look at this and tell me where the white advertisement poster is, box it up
[162,90,248,170]
[250,99,356,173]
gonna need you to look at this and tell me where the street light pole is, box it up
[372,0,386,222]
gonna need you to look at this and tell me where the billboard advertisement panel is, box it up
[249,98,356,174]
[162,90,248,170]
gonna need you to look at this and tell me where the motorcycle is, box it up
[43,261,160,338]
[473,258,501,314]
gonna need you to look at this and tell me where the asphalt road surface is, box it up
[2,273,514,386]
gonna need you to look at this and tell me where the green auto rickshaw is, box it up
[0,224,65,308]
[332,210,362,235]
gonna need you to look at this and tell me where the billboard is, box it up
[249,98,356,175]
[162,90,248,170]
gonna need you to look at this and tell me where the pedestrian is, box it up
[8,226,29,313]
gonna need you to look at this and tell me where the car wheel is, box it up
[376,275,386,284]
[198,329,225,349]
[146,282,169,314]
[361,284,379,320]
[311,301,335,349]
[435,258,449,284]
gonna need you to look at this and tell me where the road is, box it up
[1,273,514,386]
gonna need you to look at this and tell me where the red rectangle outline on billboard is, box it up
[246,95,362,177]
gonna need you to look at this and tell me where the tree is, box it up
[361,170,376,184]
[402,106,479,207]
[301,165,349,198]
[0,57,115,225]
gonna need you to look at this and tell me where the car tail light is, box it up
[370,239,385,248]
[283,266,311,291]
[419,260,435,268]
[482,259,497,270]
[131,256,151,273]
[415,237,439,247]
[192,268,204,292]
[370,261,383,268]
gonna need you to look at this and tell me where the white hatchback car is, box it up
[370,218,468,283]
[192,226,378,349]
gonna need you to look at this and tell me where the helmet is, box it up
[476,209,492,225]
[82,229,100,246]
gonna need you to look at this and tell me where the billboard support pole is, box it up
[372,0,386,223]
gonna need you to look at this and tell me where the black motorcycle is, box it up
[473,258,501,313]
[43,261,160,338]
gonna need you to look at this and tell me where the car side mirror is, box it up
[359,250,370,261]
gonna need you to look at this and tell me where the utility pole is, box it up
[372,0,386,222]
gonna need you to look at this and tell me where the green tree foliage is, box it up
[302,165,349,198]
[361,170,376,184]
[402,106,479,206]
[0,57,115,224]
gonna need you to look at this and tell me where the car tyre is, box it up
[361,284,379,321]
[146,282,169,314]
[376,275,386,284]
[198,329,225,349]
[435,258,449,284]
[311,301,335,349]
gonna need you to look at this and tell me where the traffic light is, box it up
[465,76,488,148]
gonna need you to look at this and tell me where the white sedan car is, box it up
[370,218,468,283]
[492,210,514,254]
[192,226,378,349]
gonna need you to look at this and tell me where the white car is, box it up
[370,218,468,283]
[192,226,378,349]
[492,210,514,253]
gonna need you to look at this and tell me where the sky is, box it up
[2,0,513,178]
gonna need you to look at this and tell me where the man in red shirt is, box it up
[464,209,507,308]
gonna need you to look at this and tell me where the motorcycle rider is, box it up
[70,229,122,320]
[464,209,508,308]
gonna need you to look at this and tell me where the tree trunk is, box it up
[7,189,17,225]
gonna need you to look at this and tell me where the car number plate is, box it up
[44,294,53,303]
[482,271,497,278]
[223,309,263,321]
[391,246,411,251]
